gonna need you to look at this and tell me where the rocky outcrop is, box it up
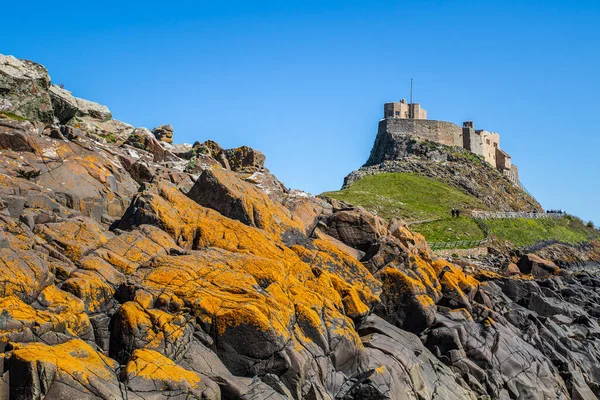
[0,54,53,122]
[1,53,600,400]
[49,84,112,123]
[345,135,542,212]
[152,124,174,143]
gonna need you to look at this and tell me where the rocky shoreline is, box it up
[1,53,600,399]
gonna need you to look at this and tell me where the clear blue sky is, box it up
[4,1,600,224]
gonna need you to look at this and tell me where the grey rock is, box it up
[0,54,53,122]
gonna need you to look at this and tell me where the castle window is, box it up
[494,142,498,148]
[486,139,490,145]
[395,111,400,116]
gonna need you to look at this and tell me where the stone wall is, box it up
[434,246,488,259]
[504,164,520,186]
[384,102,427,120]
[462,126,483,156]
[365,119,463,166]
[479,130,499,166]
[380,119,462,146]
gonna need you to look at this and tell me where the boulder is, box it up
[48,84,79,123]
[192,140,230,169]
[517,253,560,278]
[125,127,180,162]
[153,124,174,143]
[8,340,122,399]
[121,348,220,399]
[322,206,388,252]
[224,145,265,172]
[504,262,521,276]
[0,119,41,153]
[0,53,53,122]
[187,167,303,236]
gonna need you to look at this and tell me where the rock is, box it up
[245,169,288,203]
[69,116,133,143]
[0,246,52,300]
[73,96,112,121]
[0,54,53,122]
[152,124,174,143]
[517,253,560,278]
[34,217,108,262]
[2,195,26,218]
[504,262,521,276]
[352,315,477,400]
[121,348,220,399]
[321,204,388,252]
[49,84,111,122]
[8,340,122,399]
[192,140,230,169]
[0,119,40,152]
[224,145,265,172]
[186,167,304,236]
[48,84,79,123]
[125,127,180,162]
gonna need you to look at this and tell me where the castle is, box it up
[382,100,520,185]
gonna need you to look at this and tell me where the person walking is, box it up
[451,209,456,218]
[456,209,461,218]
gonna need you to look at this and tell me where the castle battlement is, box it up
[380,102,520,185]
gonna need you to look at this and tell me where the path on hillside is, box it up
[427,212,565,250]
[406,218,440,226]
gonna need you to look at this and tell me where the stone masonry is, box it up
[380,102,520,185]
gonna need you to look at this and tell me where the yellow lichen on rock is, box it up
[0,247,52,299]
[121,348,201,388]
[91,225,178,275]
[61,270,115,313]
[189,167,306,235]
[0,287,92,340]
[34,217,108,261]
[10,339,118,391]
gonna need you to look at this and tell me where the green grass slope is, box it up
[322,172,600,248]
[411,217,486,243]
[322,172,487,222]
[486,216,600,247]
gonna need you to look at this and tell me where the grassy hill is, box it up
[323,172,488,222]
[486,216,600,247]
[322,172,600,248]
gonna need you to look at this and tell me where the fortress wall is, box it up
[381,119,463,147]
[463,127,483,156]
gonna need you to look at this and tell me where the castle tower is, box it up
[384,99,427,120]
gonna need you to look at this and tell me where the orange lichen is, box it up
[33,217,107,261]
[119,182,376,358]
[10,340,118,386]
[61,270,115,313]
[115,302,189,351]
[196,167,305,235]
[122,348,201,389]
[91,225,178,274]
[0,247,50,298]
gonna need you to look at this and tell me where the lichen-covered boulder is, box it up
[8,340,121,399]
[224,145,265,172]
[152,124,174,143]
[187,167,304,237]
[0,54,53,122]
[121,348,220,399]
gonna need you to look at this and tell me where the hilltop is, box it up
[324,102,600,251]
[1,53,600,399]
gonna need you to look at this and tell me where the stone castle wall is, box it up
[380,119,463,147]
